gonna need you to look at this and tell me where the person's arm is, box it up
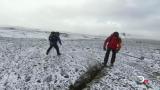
[119,38,122,49]
[116,38,122,53]
[58,37,62,45]
[49,34,52,41]
[103,37,110,50]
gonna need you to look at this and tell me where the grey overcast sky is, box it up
[0,0,160,39]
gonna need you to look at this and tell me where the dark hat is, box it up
[113,32,119,37]
[56,32,60,36]
[51,31,55,34]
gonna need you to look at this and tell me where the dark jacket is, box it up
[49,33,62,45]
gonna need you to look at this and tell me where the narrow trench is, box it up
[69,63,108,90]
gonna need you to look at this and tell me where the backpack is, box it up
[49,32,55,41]
[49,32,59,42]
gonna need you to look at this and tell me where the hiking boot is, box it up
[110,63,114,67]
[57,53,61,56]
[102,62,107,67]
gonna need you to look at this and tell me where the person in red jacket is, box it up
[103,32,122,66]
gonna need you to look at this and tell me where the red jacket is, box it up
[104,35,122,50]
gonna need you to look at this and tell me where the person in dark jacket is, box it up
[46,32,62,55]
[103,32,122,66]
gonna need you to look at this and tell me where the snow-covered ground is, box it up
[85,39,160,90]
[0,28,160,90]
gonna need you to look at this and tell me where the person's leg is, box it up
[111,50,116,66]
[104,48,111,66]
[46,45,53,55]
[53,44,61,55]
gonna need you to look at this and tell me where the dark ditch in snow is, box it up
[69,51,160,90]
[69,63,109,90]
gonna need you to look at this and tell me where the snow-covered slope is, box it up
[0,27,48,39]
[0,27,100,40]
[0,28,159,90]
[85,39,160,90]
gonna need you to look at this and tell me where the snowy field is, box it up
[0,28,160,90]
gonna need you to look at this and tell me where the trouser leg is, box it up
[46,45,53,55]
[53,44,61,55]
[111,50,116,64]
[104,48,111,65]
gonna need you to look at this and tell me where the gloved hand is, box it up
[116,49,120,53]
[103,47,106,51]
